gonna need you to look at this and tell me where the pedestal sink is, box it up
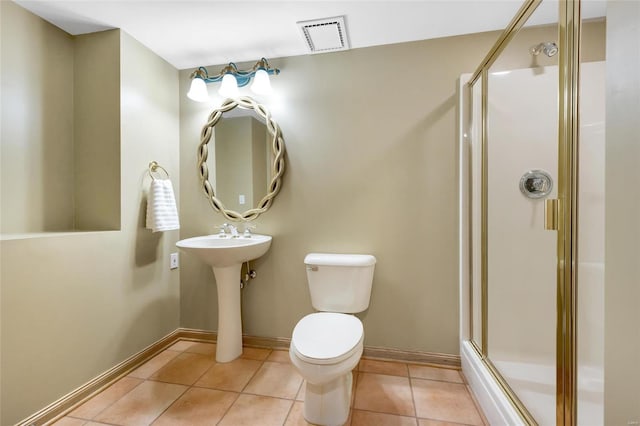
[176,234,272,362]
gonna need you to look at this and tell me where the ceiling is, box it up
[15,1,606,70]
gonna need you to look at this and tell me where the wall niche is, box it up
[1,2,120,236]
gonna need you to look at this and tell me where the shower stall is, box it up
[458,0,605,424]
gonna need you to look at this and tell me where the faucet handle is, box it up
[243,224,256,238]
[214,224,227,237]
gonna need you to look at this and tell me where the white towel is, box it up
[146,179,180,232]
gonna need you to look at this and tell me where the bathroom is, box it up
[0,0,638,425]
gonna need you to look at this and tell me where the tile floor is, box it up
[53,341,487,426]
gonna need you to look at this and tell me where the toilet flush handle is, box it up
[306,265,318,271]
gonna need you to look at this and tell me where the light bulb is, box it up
[251,69,272,95]
[186,77,209,102]
[219,73,239,98]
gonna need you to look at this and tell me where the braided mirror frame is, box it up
[197,97,286,221]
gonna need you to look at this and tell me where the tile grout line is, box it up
[281,394,298,426]
[214,389,242,426]
[238,349,271,393]
[144,342,225,426]
[105,342,204,426]
[406,364,419,420]
[145,378,190,426]
[465,383,490,426]
[218,349,297,426]
[69,378,146,424]
[350,368,359,424]
[410,376,487,426]
[350,405,478,426]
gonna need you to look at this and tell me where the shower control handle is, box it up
[519,169,553,199]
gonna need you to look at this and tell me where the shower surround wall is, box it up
[0,3,180,424]
[604,1,640,422]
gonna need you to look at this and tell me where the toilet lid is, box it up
[292,312,363,364]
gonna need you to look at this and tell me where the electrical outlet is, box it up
[170,252,179,269]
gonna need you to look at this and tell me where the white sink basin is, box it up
[176,233,272,363]
[176,234,272,267]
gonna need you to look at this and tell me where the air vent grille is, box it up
[297,16,350,54]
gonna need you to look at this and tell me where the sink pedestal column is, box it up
[211,264,243,362]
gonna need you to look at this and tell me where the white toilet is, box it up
[289,253,376,426]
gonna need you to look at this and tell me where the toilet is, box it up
[289,253,376,426]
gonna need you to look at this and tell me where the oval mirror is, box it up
[197,96,285,221]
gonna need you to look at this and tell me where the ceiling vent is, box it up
[297,16,350,54]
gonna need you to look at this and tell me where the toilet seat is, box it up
[291,312,363,365]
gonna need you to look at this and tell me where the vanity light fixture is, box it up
[187,58,280,102]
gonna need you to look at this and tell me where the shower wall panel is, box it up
[577,61,605,425]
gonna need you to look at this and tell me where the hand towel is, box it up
[146,178,180,232]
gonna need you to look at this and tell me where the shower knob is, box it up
[519,170,553,199]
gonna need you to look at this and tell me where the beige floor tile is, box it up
[51,417,87,426]
[284,401,352,426]
[150,352,214,385]
[267,349,292,363]
[466,385,489,425]
[351,410,418,426]
[349,370,358,406]
[408,365,463,384]
[296,380,306,401]
[167,340,199,352]
[218,394,293,426]
[411,379,483,425]
[57,348,488,426]
[241,346,272,360]
[152,387,237,426]
[195,358,262,392]
[418,419,467,426]
[69,377,143,419]
[94,380,187,426]
[283,401,313,426]
[244,361,303,399]
[128,350,181,379]
[184,342,217,356]
[294,374,355,404]
[359,359,409,377]
[353,372,415,416]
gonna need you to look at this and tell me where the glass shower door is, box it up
[485,61,559,424]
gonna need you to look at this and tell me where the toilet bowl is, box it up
[289,253,376,426]
[290,312,363,426]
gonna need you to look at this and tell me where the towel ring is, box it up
[148,161,170,180]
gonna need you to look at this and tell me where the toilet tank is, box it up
[304,253,376,313]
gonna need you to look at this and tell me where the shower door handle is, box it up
[545,199,559,231]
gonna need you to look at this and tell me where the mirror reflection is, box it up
[198,96,285,221]
[207,109,271,213]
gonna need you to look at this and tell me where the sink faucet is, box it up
[222,223,239,238]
